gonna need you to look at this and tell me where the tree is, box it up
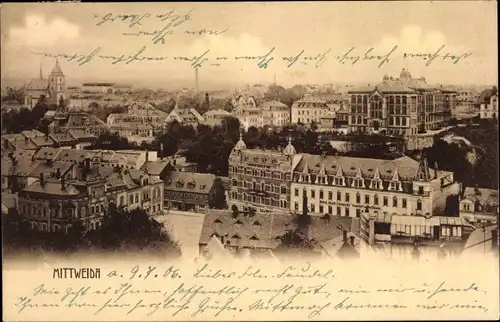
[209,178,227,209]
[277,228,315,250]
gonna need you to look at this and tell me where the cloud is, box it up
[8,14,80,47]
[375,25,467,53]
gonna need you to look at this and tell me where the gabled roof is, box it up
[291,154,443,181]
[199,210,358,250]
[23,181,82,197]
[462,187,499,206]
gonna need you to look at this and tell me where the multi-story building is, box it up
[203,109,232,127]
[261,100,290,127]
[291,97,330,125]
[289,153,459,218]
[459,186,499,227]
[457,88,480,110]
[478,89,498,119]
[359,211,475,261]
[348,69,456,135]
[17,158,164,233]
[48,111,109,136]
[165,96,205,127]
[227,134,296,213]
[163,171,218,212]
[233,106,263,130]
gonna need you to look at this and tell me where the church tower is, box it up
[48,58,66,107]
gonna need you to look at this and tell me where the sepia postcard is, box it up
[1,1,499,321]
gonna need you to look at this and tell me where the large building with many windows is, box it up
[289,153,459,218]
[17,158,164,233]
[348,69,455,135]
[291,97,330,125]
[227,134,296,213]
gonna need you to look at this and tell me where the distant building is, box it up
[348,69,455,135]
[457,87,480,110]
[203,109,232,127]
[24,59,66,108]
[82,82,116,94]
[261,100,290,127]
[478,89,498,119]
[459,186,499,226]
[291,97,330,125]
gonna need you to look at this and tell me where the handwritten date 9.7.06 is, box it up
[106,266,181,280]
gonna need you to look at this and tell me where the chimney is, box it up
[220,235,225,245]
[61,177,66,190]
[55,168,61,178]
[492,229,498,251]
[343,230,348,242]
[350,235,355,246]
[40,173,45,186]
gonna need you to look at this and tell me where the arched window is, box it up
[374,194,379,205]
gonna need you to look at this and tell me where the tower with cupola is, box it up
[48,58,66,107]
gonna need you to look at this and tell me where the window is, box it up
[417,199,422,211]
[345,208,350,217]
[319,190,324,199]
[337,207,341,216]
[328,191,333,200]
[374,195,379,205]
[328,206,332,214]
[319,205,324,213]
[311,190,316,198]
[383,196,388,206]
[393,196,398,207]
[356,193,361,204]
[311,204,315,213]
[280,186,287,194]
[295,188,299,196]
[365,195,370,204]
[294,202,299,211]
[402,198,407,208]
[337,191,341,200]
[345,193,350,202]
[389,181,401,191]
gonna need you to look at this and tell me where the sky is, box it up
[1,2,498,89]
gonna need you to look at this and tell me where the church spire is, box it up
[39,62,43,80]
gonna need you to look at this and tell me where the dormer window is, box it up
[334,176,345,186]
[352,178,365,188]
[388,181,402,191]
[316,175,327,185]
[370,179,383,190]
